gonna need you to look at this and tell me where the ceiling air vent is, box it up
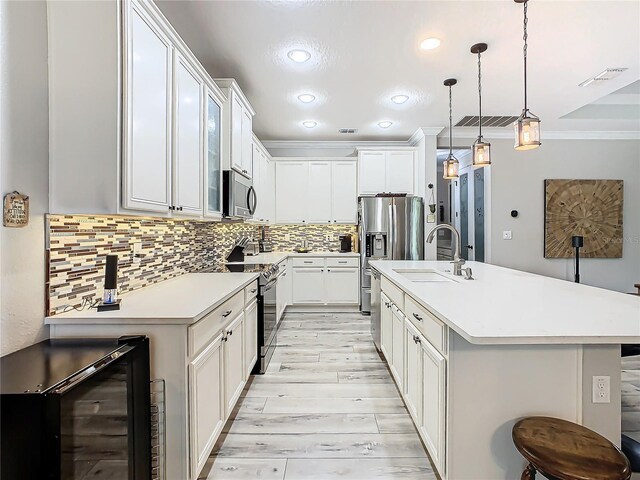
[454,115,519,128]
[578,68,628,87]
[338,128,358,134]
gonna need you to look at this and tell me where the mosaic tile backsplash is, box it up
[47,215,357,315]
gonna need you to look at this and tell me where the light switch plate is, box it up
[502,231,512,240]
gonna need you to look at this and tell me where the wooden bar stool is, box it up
[512,416,631,480]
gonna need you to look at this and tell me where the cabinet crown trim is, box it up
[214,78,256,116]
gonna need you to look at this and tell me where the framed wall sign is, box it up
[3,191,29,227]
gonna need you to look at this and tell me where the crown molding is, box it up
[261,140,411,151]
[409,127,446,145]
[441,127,640,141]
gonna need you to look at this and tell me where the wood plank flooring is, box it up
[201,312,436,480]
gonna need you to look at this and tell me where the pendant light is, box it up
[443,78,459,180]
[514,0,541,150]
[470,43,491,168]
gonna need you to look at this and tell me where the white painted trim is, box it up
[262,140,409,151]
[441,127,640,141]
[271,156,357,162]
[409,127,445,145]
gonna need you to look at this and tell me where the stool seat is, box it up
[512,416,631,480]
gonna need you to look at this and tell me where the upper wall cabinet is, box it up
[215,79,256,180]
[275,159,357,224]
[47,0,226,218]
[358,149,416,195]
[251,136,275,224]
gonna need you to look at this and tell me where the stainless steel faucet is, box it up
[426,224,465,276]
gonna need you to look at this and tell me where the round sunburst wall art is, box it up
[544,179,623,259]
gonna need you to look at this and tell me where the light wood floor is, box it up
[200,312,436,479]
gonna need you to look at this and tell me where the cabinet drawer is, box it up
[381,277,404,312]
[292,257,325,268]
[244,280,259,304]
[405,294,446,355]
[326,257,359,268]
[189,290,244,357]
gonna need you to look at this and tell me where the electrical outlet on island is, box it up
[592,375,611,403]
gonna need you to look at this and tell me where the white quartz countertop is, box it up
[229,251,360,265]
[370,260,640,345]
[45,273,259,325]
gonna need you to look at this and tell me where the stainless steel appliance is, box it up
[370,267,382,349]
[339,234,353,253]
[0,336,152,480]
[359,195,424,314]
[220,262,285,374]
[223,170,257,219]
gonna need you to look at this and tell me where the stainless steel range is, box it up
[220,262,285,374]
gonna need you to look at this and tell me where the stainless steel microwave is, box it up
[223,170,257,219]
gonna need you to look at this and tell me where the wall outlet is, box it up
[502,231,512,240]
[326,234,333,242]
[284,233,290,242]
[592,375,611,403]
[132,241,143,264]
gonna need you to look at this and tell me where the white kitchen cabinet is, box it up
[386,151,415,194]
[325,267,359,304]
[421,334,447,474]
[173,53,204,216]
[308,162,332,223]
[274,159,357,224]
[404,318,422,424]
[251,137,275,223]
[204,88,222,218]
[390,304,405,389]
[123,1,173,213]
[216,79,256,179]
[331,161,358,223]
[244,299,258,376]
[292,267,325,304]
[188,333,224,477]
[380,293,393,361]
[357,149,415,195]
[358,151,386,195]
[275,162,309,223]
[48,0,228,217]
[224,312,245,416]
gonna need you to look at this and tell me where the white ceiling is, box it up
[157,0,640,141]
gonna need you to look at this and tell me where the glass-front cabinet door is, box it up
[205,88,222,217]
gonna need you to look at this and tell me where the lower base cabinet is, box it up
[404,319,422,423]
[390,305,405,389]
[381,293,393,360]
[224,312,245,416]
[325,267,359,303]
[244,299,258,376]
[189,334,225,476]
[290,256,360,306]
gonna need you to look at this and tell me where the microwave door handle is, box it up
[247,186,257,215]
[250,186,258,214]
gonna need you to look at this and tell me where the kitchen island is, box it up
[370,260,640,480]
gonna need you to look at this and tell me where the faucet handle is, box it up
[461,267,474,280]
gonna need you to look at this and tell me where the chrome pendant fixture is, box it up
[443,78,459,180]
[514,0,541,150]
[470,43,491,168]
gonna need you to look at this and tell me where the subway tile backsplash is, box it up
[47,215,357,316]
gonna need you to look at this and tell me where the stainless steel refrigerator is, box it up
[359,195,424,316]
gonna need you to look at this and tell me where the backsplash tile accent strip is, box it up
[47,215,358,316]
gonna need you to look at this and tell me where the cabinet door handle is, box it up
[250,289,257,293]
[222,310,232,318]
[327,269,331,272]
[222,336,228,342]
[413,313,423,322]
[413,335,421,344]
[228,330,233,336]
[338,261,347,264]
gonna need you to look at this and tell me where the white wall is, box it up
[486,138,640,293]
[0,1,49,355]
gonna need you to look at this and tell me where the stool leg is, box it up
[521,464,536,480]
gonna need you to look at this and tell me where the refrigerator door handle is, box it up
[388,204,394,259]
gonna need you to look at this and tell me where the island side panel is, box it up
[50,323,189,480]
[447,331,581,480]
[581,344,622,445]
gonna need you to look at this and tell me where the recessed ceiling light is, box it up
[378,121,393,128]
[391,95,409,104]
[302,121,317,128]
[298,94,316,103]
[420,38,441,50]
[288,49,311,63]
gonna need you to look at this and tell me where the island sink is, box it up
[392,268,454,283]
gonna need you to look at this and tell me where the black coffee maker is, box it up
[339,234,352,253]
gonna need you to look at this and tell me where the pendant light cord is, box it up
[477,51,482,138]
[522,0,529,112]
[448,85,453,156]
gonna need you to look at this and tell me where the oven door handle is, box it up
[263,277,278,292]
[51,344,136,394]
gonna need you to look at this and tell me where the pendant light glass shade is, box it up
[473,138,491,167]
[443,155,459,180]
[514,0,541,151]
[443,78,459,180]
[514,111,541,150]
